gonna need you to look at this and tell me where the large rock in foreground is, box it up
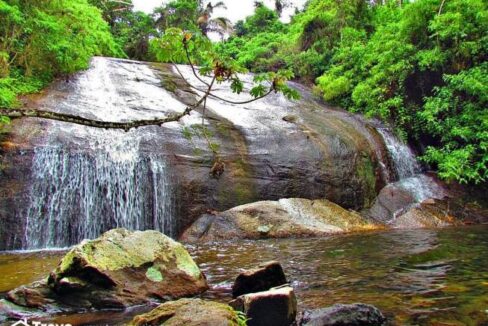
[130,298,240,326]
[1,229,208,318]
[182,198,379,241]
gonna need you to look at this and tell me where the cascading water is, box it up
[376,128,420,180]
[370,127,446,222]
[17,57,183,249]
[2,57,452,250]
[22,147,174,249]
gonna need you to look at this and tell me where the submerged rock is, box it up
[182,198,379,241]
[298,303,386,326]
[130,298,240,326]
[1,229,208,318]
[232,261,287,298]
[230,285,297,326]
[390,199,463,229]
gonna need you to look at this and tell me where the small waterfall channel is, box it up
[376,128,446,205]
[18,58,181,249]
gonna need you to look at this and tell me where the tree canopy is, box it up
[0,0,486,185]
[0,0,121,109]
[219,0,487,184]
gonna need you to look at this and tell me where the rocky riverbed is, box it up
[1,225,488,325]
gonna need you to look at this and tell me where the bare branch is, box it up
[0,65,220,131]
[438,0,447,15]
[0,107,193,131]
[208,88,274,105]
[183,42,211,87]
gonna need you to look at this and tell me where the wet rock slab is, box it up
[0,58,391,250]
[0,229,208,320]
[388,197,487,229]
[182,198,380,241]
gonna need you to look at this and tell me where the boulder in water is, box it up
[182,198,379,241]
[363,182,417,223]
[364,174,448,224]
[130,298,241,326]
[298,303,386,326]
[230,285,297,326]
[232,261,287,298]
[2,229,208,318]
[390,200,462,229]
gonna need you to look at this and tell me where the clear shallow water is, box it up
[1,226,487,325]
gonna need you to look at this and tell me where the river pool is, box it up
[1,226,487,325]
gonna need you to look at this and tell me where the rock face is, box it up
[230,285,297,326]
[130,298,240,326]
[298,303,386,326]
[232,261,287,298]
[0,57,391,250]
[1,229,208,317]
[182,198,379,241]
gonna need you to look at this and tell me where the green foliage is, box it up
[420,63,488,183]
[150,28,213,64]
[216,4,290,74]
[234,309,248,326]
[240,4,285,36]
[153,0,232,38]
[154,0,199,32]
[314,0,487,183]
[151,28,299,100]
[88,0,158,61]
[0,0,120,113]
[221,0,487,184]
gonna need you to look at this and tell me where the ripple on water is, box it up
[1,226,487,325]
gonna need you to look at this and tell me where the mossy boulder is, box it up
[181,198,380,242]
[130,298,242,326]
[2,229,208,318]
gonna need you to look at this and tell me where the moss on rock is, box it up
[6,229,208,315]
[130,298,241,326]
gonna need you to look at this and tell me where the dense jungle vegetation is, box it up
[0,0,486,184]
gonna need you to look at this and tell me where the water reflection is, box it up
[1,226,487,325]
[191,226,488,325]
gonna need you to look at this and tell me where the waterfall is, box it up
[376,128,445,205]
[376,128,420,180]
[16,57,182,249]
[22,146,174,249]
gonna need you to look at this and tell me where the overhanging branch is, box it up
[0,69,216,131]
[0,107,193,131]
